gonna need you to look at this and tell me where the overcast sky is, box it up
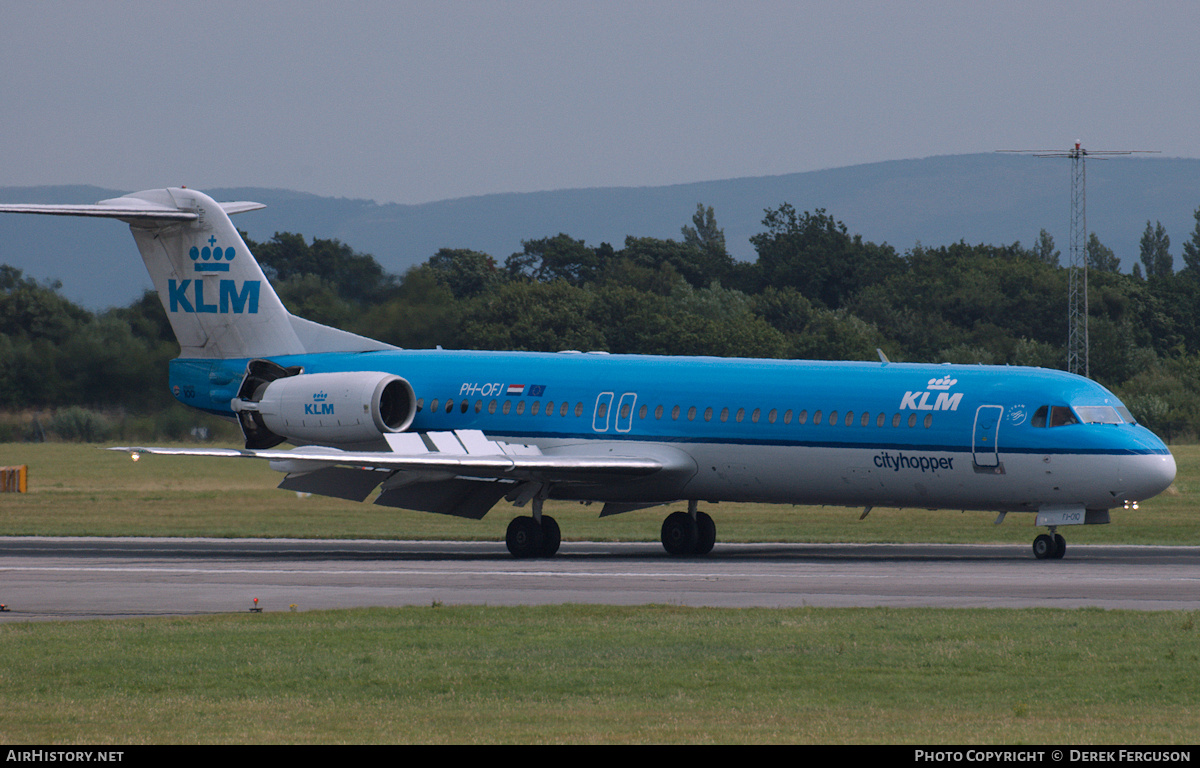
[2,1,1197,205]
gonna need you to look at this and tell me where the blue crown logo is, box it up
[189,236,236,272]
[313,391,328,402]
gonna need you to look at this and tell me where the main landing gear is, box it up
[504,499,718,558]
[505,497,560,559]
[1032,530,1067,560]
[661,501,716,556]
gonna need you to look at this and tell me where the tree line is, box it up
[5,203,1200,440]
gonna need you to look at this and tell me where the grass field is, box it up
[2,605,1198,744]
[0,441,1197,743]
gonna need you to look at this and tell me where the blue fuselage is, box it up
[170,350,1176,512]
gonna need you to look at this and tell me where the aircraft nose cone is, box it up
[1124,451,1176,502]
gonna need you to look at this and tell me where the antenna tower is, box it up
[999,142,1158,378]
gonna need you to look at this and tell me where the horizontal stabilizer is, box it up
[0,198,263,224]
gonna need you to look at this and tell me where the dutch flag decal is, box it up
[506,384,525,396]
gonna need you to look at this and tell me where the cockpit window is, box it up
[1075,405,1122,424]
[1033,405,1080,427]
[1049,406,1078,427]
[1032,404,1125,427]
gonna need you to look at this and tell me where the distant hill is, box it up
[3,153,1199,309]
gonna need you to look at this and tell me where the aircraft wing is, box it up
[112,430,691,519]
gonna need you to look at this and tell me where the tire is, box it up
[1052,533,1067,560]
[661,511,699,556]
[1032,533,1056,560]
[506,516,544,558]
[540,515,561,558]
[694,511,716,555]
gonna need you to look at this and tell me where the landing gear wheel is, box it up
[661,511,699,556]
[694,511,716,555]
[506,516,544,559]
[1052,533,1066,560]
[1032,533,1057,560]
[539,515,561,558]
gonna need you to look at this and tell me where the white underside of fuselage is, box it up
[517,437,1172,513]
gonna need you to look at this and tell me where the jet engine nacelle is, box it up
[234,370,416,447]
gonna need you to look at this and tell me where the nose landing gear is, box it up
[1033,530,1067,560]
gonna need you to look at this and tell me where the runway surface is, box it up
[2,537,1198,621]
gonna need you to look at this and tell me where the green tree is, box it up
[456,279,605,351]
[359,266,459,349]
[1087,233,1120,273]
[247,232,395,303]
[1181,206,1200,275]
[679,203,734,286]
[1139,221,1172,279]
[617,235,725,290]
[426,248,500,299]
[504,234,609,287]
[749,205,902,309]
[1032,229,1060,267]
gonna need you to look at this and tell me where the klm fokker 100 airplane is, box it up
[0,188,1177,559]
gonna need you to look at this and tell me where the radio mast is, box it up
[999,142,1157,378]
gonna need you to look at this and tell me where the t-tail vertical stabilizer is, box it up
[0,188,394,359]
